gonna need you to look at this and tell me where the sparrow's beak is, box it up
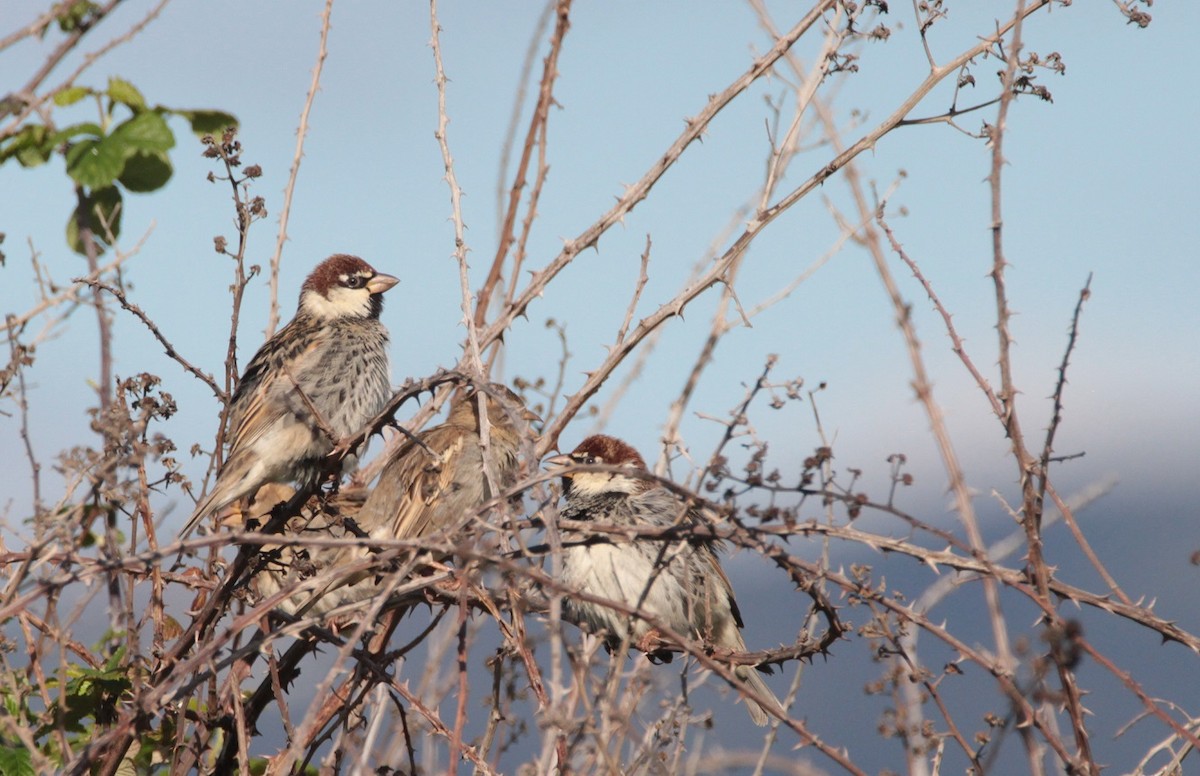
[543,453,573,475]
[367,273,400,295]
[521,406,542,424]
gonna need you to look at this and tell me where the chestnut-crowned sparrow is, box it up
[546,434,785,726]
[181,254,398,539]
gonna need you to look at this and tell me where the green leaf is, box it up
[48,122,103,147]
[2,687,23,718]
[15,146,50,167]
[65,137,125,189]
[178,109,238,137]
[0,746,35,776]
[53,86,91,107]
[0,124,52,168]
[103,643,128,670]
[106,77,145,111]
[110,111,174,153]
[66,187,122,255]
[118,150,172,192]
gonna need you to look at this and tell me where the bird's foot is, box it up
[637,630,674,664]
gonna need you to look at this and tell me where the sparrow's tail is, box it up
[735,663,787,727]
[714,612,787,726]
[179,451,270,541]
[179,491,220,540]
[178,472,244,541]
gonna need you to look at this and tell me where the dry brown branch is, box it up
[493,2,557,230]
[478,0,571,335]
[478,2,838,361]
[2,250,137,335]
[0,0,124,137]
[80,278,224,400]
[987,4,1092,768]
[527,0,1053,457]
[882,192,1136,630]
[191,130,268,503]
[265,0,334,339]
[614,235,652,348]
[871,204,1015,664]
[0,6,60,54]
[6,330,41,514]
[72,186,114,412]
[894,476,1115,769]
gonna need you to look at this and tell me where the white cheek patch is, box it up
[567,467,643,497]
[301,286,372,320]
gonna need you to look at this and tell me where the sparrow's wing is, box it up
[639,489,749,633]
[226,321,330,451]
[686,501,747,632]
[702,546,746,630]
[361,425,471,542]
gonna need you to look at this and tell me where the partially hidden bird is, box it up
[546,434,785,726]
[181,254,398,540]
[360,384,534,544]
[255,384,536,617]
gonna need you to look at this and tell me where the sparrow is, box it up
[546,434,785,726]
[360,383,534,543]
[257,384,536,617]
[181,254,398,539]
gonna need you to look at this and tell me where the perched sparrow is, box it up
[546,434,785,726]
[260,384,536,617]
[359,384,534,542]
[181,254,398,539]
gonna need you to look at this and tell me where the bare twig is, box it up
[2,251,138,334]
[430,0,484,379]
[478,0,572,332]
[73,187,114,412]
[80,278,225,400]
[265,0,334,339]
[1,0,124,132]
[479,2,839,359]
[523,1,1054,457]
[614,235,652,347]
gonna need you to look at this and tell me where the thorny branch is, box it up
[1,3,1184,776]
[80,278,225,401]
[264,0,334,340]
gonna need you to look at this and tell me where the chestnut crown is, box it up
[299,254,398,321]
[551,434,650,498]
[564,435,646,469]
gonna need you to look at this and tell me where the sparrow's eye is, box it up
[343,275,365,289]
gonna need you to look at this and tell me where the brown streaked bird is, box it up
[181,254,398,540]
[546,434,786,726]
[258,384,536,617]
[360,384,534,543]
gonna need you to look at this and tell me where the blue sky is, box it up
[2,1,1198,770]
[4,3,1195,494]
